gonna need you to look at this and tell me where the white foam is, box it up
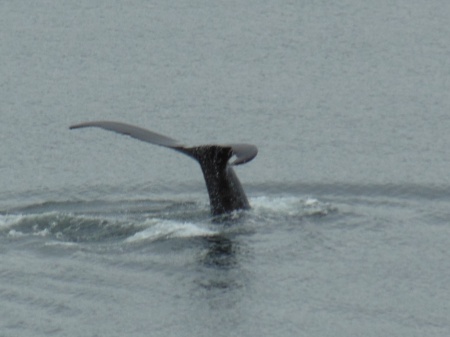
[125,219,216,243]
[251,196,304,213]
[304,197,319,206]
[7,229,25,238]
[250,196,334,216]
[6,226,51,238]
[44,241,78,247]
[0,214,25,229]
[32,227,51,237]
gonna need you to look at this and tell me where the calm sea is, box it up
[1,1,450,336]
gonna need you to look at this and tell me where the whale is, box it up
[69,121,257,216]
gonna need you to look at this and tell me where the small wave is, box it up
[125,219,217,243]
[1,213,56,238]
[1,194,337,246]
[0,211,137,243]
[44,241,79,247]
[2,210,217,244]
[250,196,336,217]
[251,182,450,201]
[0,213,25,229]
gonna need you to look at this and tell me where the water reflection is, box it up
[194,233,247,296]
[202,235,237,269]
[194,233,246,320]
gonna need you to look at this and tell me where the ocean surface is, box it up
[1,1,450,336]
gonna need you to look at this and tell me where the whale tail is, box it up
[69,121,257,215]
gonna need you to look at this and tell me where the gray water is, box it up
[1,1,450,336]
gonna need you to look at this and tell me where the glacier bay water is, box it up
[1,1,450,336]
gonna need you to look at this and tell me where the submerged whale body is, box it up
[69,121,257,216]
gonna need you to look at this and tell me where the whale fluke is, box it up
[70,121,182,148]
[70,121,257,215]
